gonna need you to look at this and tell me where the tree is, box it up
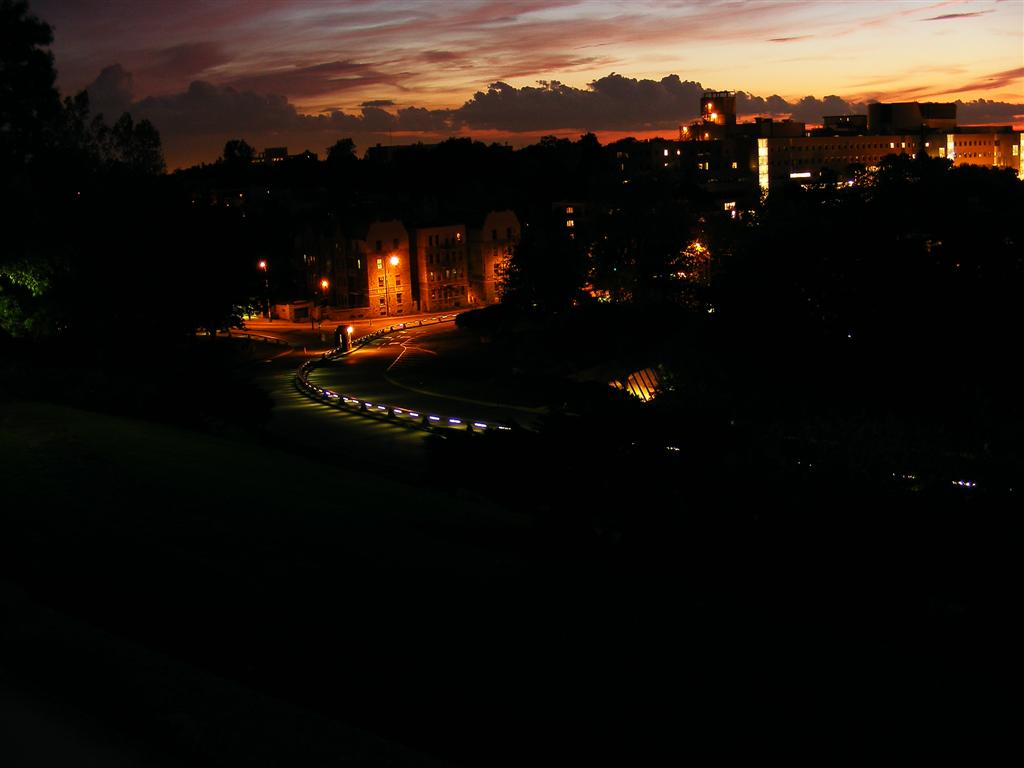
[326,137,356,165]
[0,0,62,337]
[0,0,61,175]
[108,112,165,175]
[222,138,254,166]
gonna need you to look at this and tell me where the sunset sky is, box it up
[33,0,1024,169]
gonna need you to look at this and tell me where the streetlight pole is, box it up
[258,259,270,321]
[314,277,329,331]
[384,254,399,316]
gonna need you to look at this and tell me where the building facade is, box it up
[363,220,414,316]
[413,223,470,313]
[468,210,520,304]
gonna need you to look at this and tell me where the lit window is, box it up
[455,232,462,242]
[889,142,895,149]
[676,149,681,156]
[376,258,383,270]
[664,149,669,157]
[731,161,738,169]
[723,201,736,211]
[566,206,574,214]
[566,219,575,228]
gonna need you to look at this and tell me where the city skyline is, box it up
[33,0,1024,168]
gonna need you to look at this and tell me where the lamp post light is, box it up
[257,259,270,320]
[313,277,329,331]
[384,254,399,316]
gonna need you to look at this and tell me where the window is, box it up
[396,292,403,304]
[395,275,401,286]
[492,229,498,241]
[375,240,382,252]
[566,206,574,214]
[379,297,385,306]
[378,276,384,288]
[663,149,669,157]
[455,232,462,242]
[566,219,574,228]
[376,258,383,270]
[731,161,738,169]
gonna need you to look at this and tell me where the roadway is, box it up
[235,313,545,485]
[308,321,548,432]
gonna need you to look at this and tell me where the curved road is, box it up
[308,321,548,431]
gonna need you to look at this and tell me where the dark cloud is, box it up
[146,42,228,81]
[133,80,301,135]
[949,66,1024,94]
[394,106,454,132]
[226,60,397,99]
[922,11,993,21]
[89,67,1023,169]
[85,64,134,120]
[454,74,707,131]
[956,98,1024,125]
[767,35,813,43]
[421,50,463,63]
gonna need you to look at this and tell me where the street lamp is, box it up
[313,277,330,331]
[257,259,270,320]
[384,254,399,316]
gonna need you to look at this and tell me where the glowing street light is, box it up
[384,254,400,316]
[257,259,271,320]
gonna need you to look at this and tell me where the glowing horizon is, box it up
[33,0,1024,168]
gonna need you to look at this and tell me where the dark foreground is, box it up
[0,340,1014,765]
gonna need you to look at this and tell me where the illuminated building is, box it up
[468,210,520,305]
[413,224,470,312]
[673,96,1023,194]
[363,220,413,316]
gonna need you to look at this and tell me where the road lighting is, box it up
[384,254,399,316]
[313,277,330,331]
[257,259,270,320]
